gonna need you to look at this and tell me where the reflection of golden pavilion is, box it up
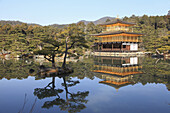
[99,74,133,90]
[94,57,142,76]
[94,57,142,90]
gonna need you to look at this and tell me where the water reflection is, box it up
[0,57,169,89]
[94,57,142,75]
[0,57,170,113]
[0,58,40,80]
[93,57,142,90]
[93,56,170,91]
[34,74,89,113]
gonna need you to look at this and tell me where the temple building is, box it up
[92,18,143,56]
[94,57,142,90]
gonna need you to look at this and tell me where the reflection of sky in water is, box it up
[0,76,170,113]
[86,83,170,113]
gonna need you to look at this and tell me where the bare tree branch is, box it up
[18,94,27,113]
[29,98,37,113]
[44,55,52,62]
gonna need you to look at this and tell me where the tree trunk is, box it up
[52,55,55,67]
[62,40,68,68]
[63,77,69,104]
[52,77,55,89]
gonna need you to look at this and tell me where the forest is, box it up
[0,14,169,58]
[123,15,170,52]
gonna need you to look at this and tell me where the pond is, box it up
[0,56,170,113]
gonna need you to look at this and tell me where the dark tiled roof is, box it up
[92,31,143,36]
[100,19,135,26]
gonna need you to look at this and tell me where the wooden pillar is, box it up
[98,44,99,50]
[102,44,103,50]
[112,43,113,50]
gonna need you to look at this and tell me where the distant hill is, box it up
[168,10,170,15]
[78,16,115,25]
[48,16,115,28]
[0,20,41,26]
[48,24,67,29]
[0,16,115,27]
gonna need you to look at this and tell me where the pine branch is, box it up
[44,55,52,62]
[68,41,76,50]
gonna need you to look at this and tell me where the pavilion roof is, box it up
[92,31,143,36]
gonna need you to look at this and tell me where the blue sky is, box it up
[0,0,169,25]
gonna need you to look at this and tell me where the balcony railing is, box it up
[103,29,133,33]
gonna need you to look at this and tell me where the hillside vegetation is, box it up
[0,15,169,56]
[123,15,170,53]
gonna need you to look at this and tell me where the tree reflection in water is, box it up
[0,57,170,112]
[34,75,89,113]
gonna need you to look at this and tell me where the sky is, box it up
[0,0,169,25]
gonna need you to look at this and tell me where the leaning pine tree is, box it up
[34,38,62,67]
[58,23,89,68]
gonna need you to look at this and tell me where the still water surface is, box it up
[0,56,170,113]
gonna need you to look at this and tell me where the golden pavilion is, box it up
[92,18,143,53]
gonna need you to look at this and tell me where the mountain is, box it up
[0,20,41,26]
[0,16,115,27]
[93,16,115,25]
[48,16,115,28]
[78,16,115,25]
